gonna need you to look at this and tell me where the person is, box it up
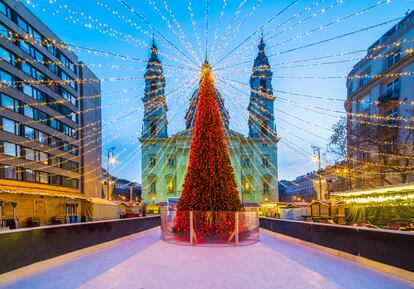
[142,203,147,217]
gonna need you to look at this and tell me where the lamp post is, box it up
[106,147,116,200]
[311,145,323,200]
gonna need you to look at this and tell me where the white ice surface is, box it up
[1,228,413,289]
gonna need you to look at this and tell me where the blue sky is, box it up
[22,0,413,182]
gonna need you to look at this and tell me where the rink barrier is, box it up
[0,216,160,274]
[260,217,414,272]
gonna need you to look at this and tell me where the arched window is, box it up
[262,175,272,195]
[259,79,266,93]
[261,121,268,136]
[150,120,157,136]
[148,175,157,193]
[150,81,157,94]
[166,175,175,194]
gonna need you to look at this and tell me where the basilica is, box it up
[140,37,279,205]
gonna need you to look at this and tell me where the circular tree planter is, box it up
[161,210,259,246]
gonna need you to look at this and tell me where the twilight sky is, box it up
[22,0,413,182]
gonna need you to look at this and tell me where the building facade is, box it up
[0,0,102,227]
[141,38,279,205]
[279,173,325,203]
[345,11,414,189]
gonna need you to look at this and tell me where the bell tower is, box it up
[142,38,168,138]
[248,34,276,140]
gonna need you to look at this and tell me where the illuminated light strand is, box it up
[146,0,201,65]
[267,0,391,52]
[0,32,195,72]
[118,0,199,68]
[159,0,201,64]
[222,77,414,131]
[224,78,414,123]
[209,0,227,59]
[269,17,402,58]
[213,0,298,66]
[94,0,192,67]
[212,0,262,61]
[218,10,400,70]
[217,0,334,68]
[140,81,200,189]
[187,0,204,60]
[24,0,194,69]
[222,0,391,68]
[215,36,410,71]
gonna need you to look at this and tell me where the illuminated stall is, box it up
[331,183,414,229]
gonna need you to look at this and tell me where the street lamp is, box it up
[311,145,323,200]
[106,147,116,200]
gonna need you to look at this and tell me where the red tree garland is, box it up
[173,62,244,242]
[177,61,243,212]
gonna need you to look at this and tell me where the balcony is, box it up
[377,90,399,106]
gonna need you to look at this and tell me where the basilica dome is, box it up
[185,87,230,130]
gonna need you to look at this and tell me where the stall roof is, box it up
[331,183,414,198]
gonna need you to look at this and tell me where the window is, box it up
[59,53,75,72]
[62,177,78,188]
[166,175,175,194]
[0,23,9,38]
[149,155,156,166]
[60,70,76,90]
[0,69,15,87]
[50,119,60,131]
[2,118,20,135]
[259,79,266,93]
[385,138,398,153]
[386,78,400,94]
[263,180,270,195]
[0,2,11,18]
[167,156,175,167]
[1,94,19,112]
[25,169,35,182]
[387,48,401,68]
[262,155,269,167]
[2,165,18,180]
[242,156,250,168]
[61,159,78,172]
[359,69,371,88]
[37,131,48,144]
[261,121,268,136]
[243,176,251,194]
[23,105,35,119]
[2,142,20,157]
[61,88,77,106]
[150,179,156,193]
[359,94,370,112]
[384,107,398,126]
[24,126,35,140]
[150,81,156,94]
[359,151,369,161]
[49,157,60,167]
[37,152,48,165]
[0,46,15,65]
[37,171,48,184]
[49,174,62,186]
[150,120,157,136]
[25,148,35,161]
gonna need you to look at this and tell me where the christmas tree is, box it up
[177,61,243,212]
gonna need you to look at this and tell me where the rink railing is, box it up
[161,211,259,246]
[260,217,414,273]
[0,216,160,274]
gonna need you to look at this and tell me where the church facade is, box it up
[140,38,279,205]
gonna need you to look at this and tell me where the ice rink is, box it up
[1,228,412,289]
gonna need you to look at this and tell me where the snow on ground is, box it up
[1,228,413,289]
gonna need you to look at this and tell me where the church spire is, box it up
[248,35,276,140]
[142,38,168,138]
